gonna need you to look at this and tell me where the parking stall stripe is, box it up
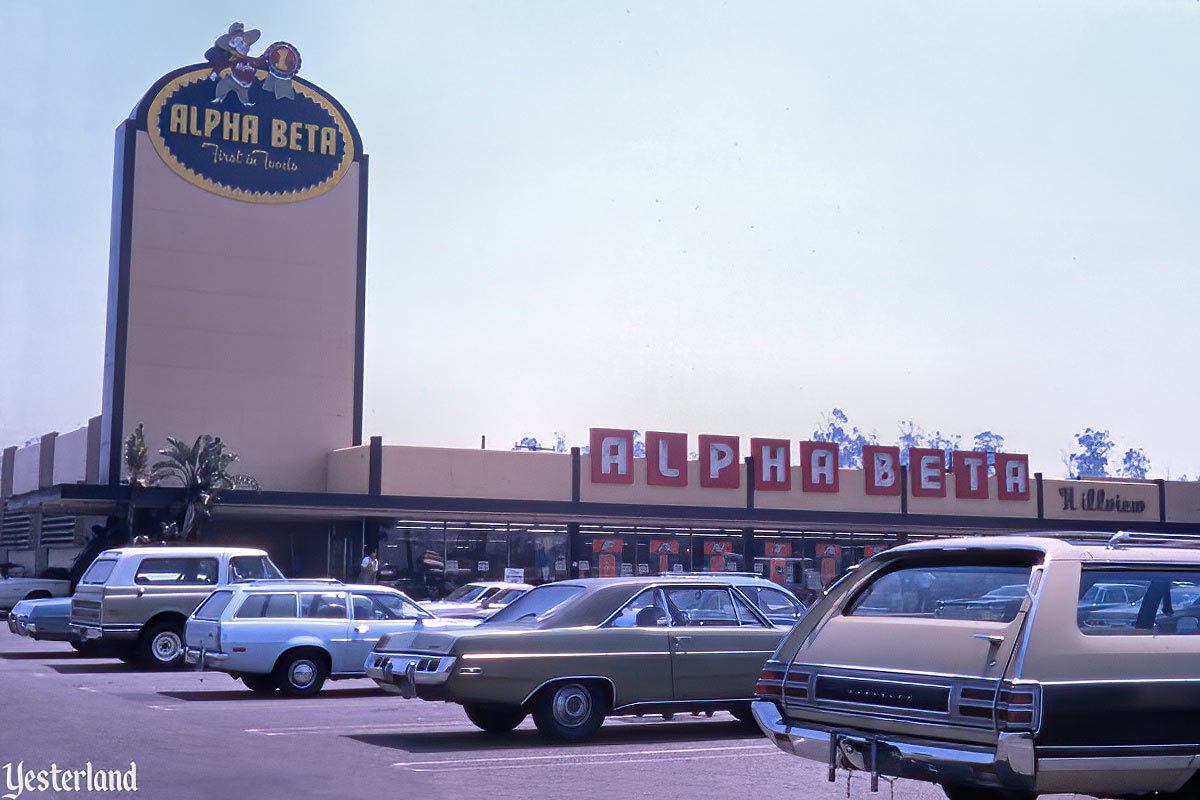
[391,744,773,769]
[398,751,778,773]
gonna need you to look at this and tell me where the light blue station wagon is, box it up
[185,580,478,696]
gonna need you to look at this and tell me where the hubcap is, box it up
[153,631,182,662]
[552,684,592,727]
[289,660,316,688]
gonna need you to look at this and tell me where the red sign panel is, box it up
[751,437,791,491]
[699,434,740,489]
[863,445,901,496]
[800,441,839,493]
[909,448,947,498]
[763,541,793,557]
[953,450,990,500]
[995,453,1031,501]
[704,539,734,572]
[646,431,688,487]
[589,428,634,485]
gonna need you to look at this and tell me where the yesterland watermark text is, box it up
[3,762,137,799]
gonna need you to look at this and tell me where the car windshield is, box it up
[229,555,283,582]
[481,585,584,624]
[444,584,488,602]
[490,588,526,604]
[79,559,117,585]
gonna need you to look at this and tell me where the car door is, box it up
[298,591,353,672]
[663,586,783,701]
[597,588,674,705]
[345,592,429,673]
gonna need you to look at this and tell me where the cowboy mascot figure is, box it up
[204,23,264,106]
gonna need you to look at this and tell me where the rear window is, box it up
[79,559,117,585]
[194,591,235,620]
[235,593,297,618]
[482,585,584,624]
[847,563,1033,623]
[299,592,348,619]
[134,557,219,586]
[1078,569,1200,635]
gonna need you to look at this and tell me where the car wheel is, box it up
[137,621,186,669]
[273,650,328,697]
[242,675,278,695]
[531,681,606,741]
[941,785,1037,800]
[23,590,52,601]
[463,704,527,735]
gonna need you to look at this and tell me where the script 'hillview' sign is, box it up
[145,23,354,203]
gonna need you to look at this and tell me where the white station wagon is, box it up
[185,581,478,696]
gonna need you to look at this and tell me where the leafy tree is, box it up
[151,435,259,541]
[812,408,877,468]
[123,424,150,487]
[1066,428,1114,478]
[972,430,1005,475]
[1118,448,1150,480]
[512,433,569,453]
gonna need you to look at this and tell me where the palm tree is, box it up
[151,435,259,541]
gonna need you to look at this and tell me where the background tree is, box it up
[1066,428,1114,478]
[811,408,877,468]
[1118,447,1151,480]
[122,423,152,542]
[151,435,259,541]
[971,431,1005,474]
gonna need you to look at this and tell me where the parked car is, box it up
[8,596,75,643]
[935,583,1028,621]
[365,574,796,740]
[70,547,284,668]
[420,581,533,620]
[184,581,478,696]
[752,533,1200,800]
[0,562,71,610]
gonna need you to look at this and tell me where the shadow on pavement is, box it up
[160,686,386,702]
[0,650,87,660]
[349,719,754,754]
[49,662,143,674]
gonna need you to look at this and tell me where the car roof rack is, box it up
[1106,531,1200,550]
[244,577,344,584]
[664,571,765,578]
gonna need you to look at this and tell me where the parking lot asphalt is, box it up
[0,636,1093,800]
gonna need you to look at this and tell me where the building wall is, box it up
[109,130,362,492]
[53,426,89,485]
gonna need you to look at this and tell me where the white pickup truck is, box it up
[0,563,71,611]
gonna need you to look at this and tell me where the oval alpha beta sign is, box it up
[146,24,355,204]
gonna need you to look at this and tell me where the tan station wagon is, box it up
[70,546,283,668]
[753,533,1200,800]
[366,575,800,740]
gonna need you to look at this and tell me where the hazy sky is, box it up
[2,1,1198,479]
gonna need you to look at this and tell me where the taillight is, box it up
[997,683,1040,732]
[755,660,785,702]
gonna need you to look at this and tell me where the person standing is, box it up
[358,550,379,584]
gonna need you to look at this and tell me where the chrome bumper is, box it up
[8,613,24,636]
[70,623,139,641]
[751,701,1035,791]
[364,652,455,697]
[184,646,230,668]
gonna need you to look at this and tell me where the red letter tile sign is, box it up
[751,437,791,491]
[995,453,1031,500]
[589,428,634,485]
[953,450,990,499]
[863,445,901,496]
[699,434,740,488]
[800,441,839,493]
[646,431,688,487]
[910,448,947,498]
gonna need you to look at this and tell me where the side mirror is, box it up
[480,598,492,609]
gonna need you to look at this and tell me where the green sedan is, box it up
[364,575,799,741]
